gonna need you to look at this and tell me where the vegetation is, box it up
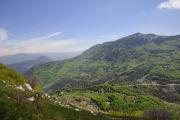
[59,83,180,119]
[1,63,179,120]
[0,81,119,120]
[25,33,180,119]
[0,63,26,84]
[26,33,180,91]
[0,64,119,120]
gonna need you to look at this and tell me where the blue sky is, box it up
[0,0,180,56]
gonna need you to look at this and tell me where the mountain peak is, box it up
[36,56,51,61]
[131,33,160,38]
[122,33,166,43]
[133,32,144,36]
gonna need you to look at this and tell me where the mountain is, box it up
[26,33,180,91]
[7,56,51,73]
[0,53,41,64]
[43,52,82,60]
[0,52,81,64]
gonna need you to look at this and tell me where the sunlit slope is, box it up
[0,63,26,84]
[27,33,180,90]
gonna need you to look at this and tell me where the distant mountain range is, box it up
[26,33,180,92]
[0,52,81,64]
[7,56,51,73]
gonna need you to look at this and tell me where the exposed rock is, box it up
[27,97,35,101]
[16,85,25,91]
[25,83,33,91]
[75,108,80,111]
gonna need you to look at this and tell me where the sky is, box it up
[0,0,180,56]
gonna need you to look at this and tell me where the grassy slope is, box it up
[0,63,26,84]
[0,81,118,120]
[0,64,118,120]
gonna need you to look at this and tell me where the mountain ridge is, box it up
[0,52,81,64]
[26,33,180,92]
[7,56,51,73]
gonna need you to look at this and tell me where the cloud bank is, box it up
[158,0,180,10]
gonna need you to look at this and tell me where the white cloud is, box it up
[0,39,82,56]
[26,32,62,42]
[0,28,8,41]
[158,0,180,10]
[19,39,81,53]
[0,32,84,56]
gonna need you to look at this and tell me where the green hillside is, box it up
[26,33,180,91]
[0,63,26,84]
[0,64,118,120]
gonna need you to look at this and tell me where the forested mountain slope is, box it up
[26,33,180,91]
